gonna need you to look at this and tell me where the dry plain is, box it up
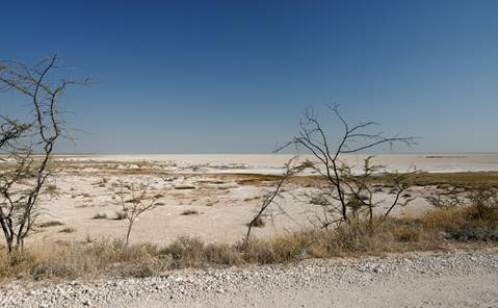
[29,153,498,245]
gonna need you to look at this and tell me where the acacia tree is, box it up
[0,55,86,251]
[117,183,160,246]
[279,106,415,227]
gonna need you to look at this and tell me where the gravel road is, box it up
[1,250,497,307]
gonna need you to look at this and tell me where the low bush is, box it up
[247,216,265,228]
[114,211,127,220]
[38,221,64,228]
[59,227,76,233]
[181,210,199,216]
[92,212,108,220]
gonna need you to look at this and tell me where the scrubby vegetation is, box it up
[181,210,199,216]
[37,221,64,228]
[92,212,108,220]
[377,172,498,187]
[0,200,496,282]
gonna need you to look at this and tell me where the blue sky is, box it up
[1,0,497,154]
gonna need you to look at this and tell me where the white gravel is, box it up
[1,250,497,308]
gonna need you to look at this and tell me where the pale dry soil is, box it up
[1,249,497,307]
[32,173,431,246]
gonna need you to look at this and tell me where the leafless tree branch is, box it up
[0,55,87,251]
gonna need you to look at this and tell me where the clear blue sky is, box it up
[1,0,497,154]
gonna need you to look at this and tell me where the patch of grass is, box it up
[38,221,64,228]
[423,204,498,232]
[309,194,330,206]
[248,216,265,228]
[114,211,127,220]
[391,222,422,242]
[422,207,469,231]
[59,227,76,233]
[92,212,108,220]
[45,184,58,195]
[0,239,169,281]
[236,174,282,186]
[160,237,206,268]
[174,186,196,190]
[235,172,498,189]
[372,172,498,188]
[205,243,242,265]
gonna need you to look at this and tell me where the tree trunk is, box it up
[126,222,133,246]
[6,237,13,253]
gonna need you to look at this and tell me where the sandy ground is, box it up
[34,173,433,245]
[14,153,498,245]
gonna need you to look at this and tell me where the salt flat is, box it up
[56,153,498,174]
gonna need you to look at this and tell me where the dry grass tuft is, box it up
[45,184,59,197]
[181,210,199,216]
[38,221,64,228]
[58,227,76,233]
[114,211,127,220]
[247,216,265,228]
[92,212,108,220]
[160,237,206,268]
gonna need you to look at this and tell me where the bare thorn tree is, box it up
[117,183,160,246]
[278,105,415,226]
[244,157,303,245]
[0,55,87,251]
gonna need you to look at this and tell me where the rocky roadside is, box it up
[1,249,497,308]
